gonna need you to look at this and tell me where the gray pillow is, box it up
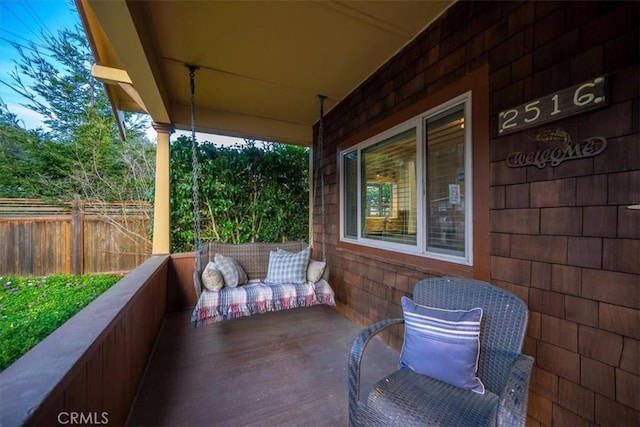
[214,254,248,288]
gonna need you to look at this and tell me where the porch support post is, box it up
[152,122,173,254]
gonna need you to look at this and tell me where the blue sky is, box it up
[0,0,79,129]
[0,0,244,145]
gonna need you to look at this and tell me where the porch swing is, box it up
[186,65,336,327]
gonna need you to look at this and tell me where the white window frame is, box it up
[339,91,473,266]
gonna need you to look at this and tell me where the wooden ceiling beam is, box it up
[91,64,132,85]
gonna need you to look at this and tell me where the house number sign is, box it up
[498,76,608,136]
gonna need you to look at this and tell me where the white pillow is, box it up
[307,259,326,282]
[201,261,225,291]
[214,254,248,288]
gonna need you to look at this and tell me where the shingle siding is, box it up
[313,1,639,425]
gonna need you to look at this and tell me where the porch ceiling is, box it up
[76,0,454,146]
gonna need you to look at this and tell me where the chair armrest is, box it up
[497,354,534,427]
[348,318,403,426]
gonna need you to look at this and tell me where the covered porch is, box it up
[1,1,638,426]
[3,1,449,424]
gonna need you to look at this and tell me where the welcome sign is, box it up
[506,136,607,169]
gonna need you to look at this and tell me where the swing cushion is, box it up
[214,253,248,288]
[264,246,310,285]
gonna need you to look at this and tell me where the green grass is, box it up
[0,273,123,371]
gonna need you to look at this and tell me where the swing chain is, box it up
[315,95,327,262]
[187,64,202,268]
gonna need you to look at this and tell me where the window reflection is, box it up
[361,128,417,245]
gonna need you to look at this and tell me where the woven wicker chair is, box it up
[348,276,534,426]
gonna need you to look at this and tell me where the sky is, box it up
[0,0,244,145]
[0,0,77,129]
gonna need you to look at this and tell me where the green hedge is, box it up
[0,274,122,371]
[170,137,310,252]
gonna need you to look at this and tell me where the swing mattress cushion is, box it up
[191,278,335,326]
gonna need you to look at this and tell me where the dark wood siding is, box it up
[314,1,639,425]
[168,252,198,311]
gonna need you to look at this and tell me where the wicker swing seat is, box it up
[191,241,335,327]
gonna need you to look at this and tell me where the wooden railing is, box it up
[167,251,198,311]
[0,255,169,426]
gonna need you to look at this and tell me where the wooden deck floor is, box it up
[127,305,399,426]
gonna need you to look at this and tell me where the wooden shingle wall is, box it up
[314,1,639,425]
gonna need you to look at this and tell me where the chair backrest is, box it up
[197,241,308,279]
[412,276,528,394]
[193,241,309,299]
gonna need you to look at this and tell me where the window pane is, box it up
[426,106,465,256]
[361,128,417,245]
[366,182,393,216]
[344,151,358,238]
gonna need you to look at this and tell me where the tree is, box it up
[1,21,310,255]
[0,23,155,203]
[0,104,42,197]
[0,22,155,254]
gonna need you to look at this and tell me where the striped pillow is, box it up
[399,296,485,394]
[264,246,310,285]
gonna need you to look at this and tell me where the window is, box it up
[344,151,358,238]
[365,183,391,217]
[362,128,417,245]
[340,93,472,265]
[426,106,466,257]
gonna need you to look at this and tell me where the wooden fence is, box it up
[0,197,152,276]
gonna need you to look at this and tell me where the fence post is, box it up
[72,195,84,275]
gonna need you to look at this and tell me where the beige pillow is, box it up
[214,253,248,288]
[307,259,326,283]
[201,261,225,291]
